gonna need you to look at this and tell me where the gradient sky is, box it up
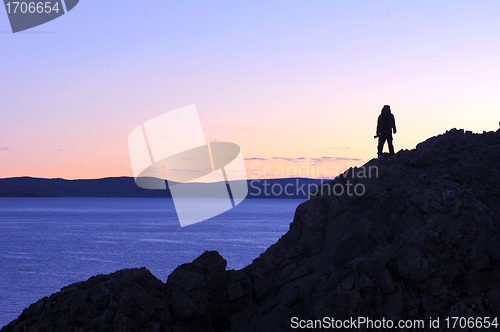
[1,1,499,180]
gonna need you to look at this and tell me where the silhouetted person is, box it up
[376,105,397,156]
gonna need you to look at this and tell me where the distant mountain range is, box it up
[0,176,327,199]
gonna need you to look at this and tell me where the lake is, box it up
[0,197,304,327]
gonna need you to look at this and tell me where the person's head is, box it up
[381,105,391,114]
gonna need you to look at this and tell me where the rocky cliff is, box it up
[2,128,500,332]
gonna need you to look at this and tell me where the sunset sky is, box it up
[1,1,499,180]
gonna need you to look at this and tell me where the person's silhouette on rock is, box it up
[376,105,397,156]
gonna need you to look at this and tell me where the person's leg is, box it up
[387,133,395,155]
[378,135,386,155]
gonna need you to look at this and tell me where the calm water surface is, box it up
[0,197,304,327]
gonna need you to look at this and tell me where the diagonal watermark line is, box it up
[60,0,68,13]
[141,124,155,165]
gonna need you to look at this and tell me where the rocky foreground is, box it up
[2,128,500,332]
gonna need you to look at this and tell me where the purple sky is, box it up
[1,1,499,179]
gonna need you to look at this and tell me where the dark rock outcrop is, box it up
[231,128,500,331]
[3,128,500,332]
[1,268,171,332]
